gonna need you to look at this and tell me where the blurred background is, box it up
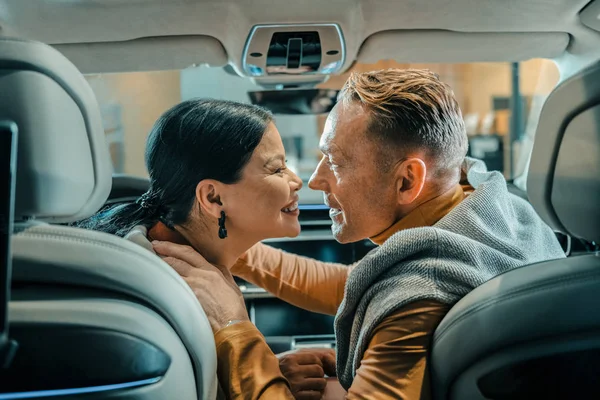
[85,59,559,204]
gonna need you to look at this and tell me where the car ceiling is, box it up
[0,0,598,76]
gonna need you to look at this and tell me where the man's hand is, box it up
[278,349,337,400]
[152,240,250,333]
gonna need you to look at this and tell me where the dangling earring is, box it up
[218,211,227,239]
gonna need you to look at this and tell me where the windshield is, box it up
[85,59,559,204]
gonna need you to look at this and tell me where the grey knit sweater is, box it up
[334,157,566,389]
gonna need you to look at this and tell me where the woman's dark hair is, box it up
[74,98,273,237]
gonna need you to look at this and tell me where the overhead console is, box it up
[242,24,345,78]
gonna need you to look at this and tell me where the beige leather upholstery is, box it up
[0,37,112,223]
[12,224,219,399]
[1,37,218,399]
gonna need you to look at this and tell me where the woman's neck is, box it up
[177,223,255,269]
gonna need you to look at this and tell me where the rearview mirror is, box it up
[248,89,339,115]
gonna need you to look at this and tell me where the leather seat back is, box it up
[431,61,600,399]
[0,38,217,399]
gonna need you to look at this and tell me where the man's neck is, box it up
[371,182,465,245]
[395,179,457,221]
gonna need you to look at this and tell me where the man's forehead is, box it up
[318,125,334,153]
[319,123,345,157]
[319,102,369,154]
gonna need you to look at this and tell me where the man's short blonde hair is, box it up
[338,68,468,173]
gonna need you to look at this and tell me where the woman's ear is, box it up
[195,180,224,219]
[394,158,427,205]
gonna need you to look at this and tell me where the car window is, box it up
[85,59,559,204]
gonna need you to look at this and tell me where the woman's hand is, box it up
[152,240,250,333]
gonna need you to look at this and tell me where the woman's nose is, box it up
[289,170,303,191]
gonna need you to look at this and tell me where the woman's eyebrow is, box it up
[263,154,285,167]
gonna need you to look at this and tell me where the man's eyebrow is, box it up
[319,143,336,155]
[263,154,285,166]
[319,144,345,159]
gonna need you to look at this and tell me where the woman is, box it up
[77,98,311,399]
[76,98,302,270]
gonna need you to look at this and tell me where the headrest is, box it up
[0,38,112,223]
[528,62,600,243]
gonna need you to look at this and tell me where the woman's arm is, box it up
[215,322,295,399]
[153,241,297,399]
[148,221,352,315]
[231,243,352,315]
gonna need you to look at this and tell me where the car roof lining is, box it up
[358,31,570,64]
[0,0,597,76]
[53,36,228,74]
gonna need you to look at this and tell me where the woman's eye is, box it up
[274,166,287,174]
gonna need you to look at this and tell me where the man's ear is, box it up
[195,180,224,219]
[394,158,427,205]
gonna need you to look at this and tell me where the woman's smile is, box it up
[281,197,300,217]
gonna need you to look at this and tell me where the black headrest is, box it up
[528,62,600,244]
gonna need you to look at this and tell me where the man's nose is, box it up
[308,159,328,192]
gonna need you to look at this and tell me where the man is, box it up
[152,69,565,399]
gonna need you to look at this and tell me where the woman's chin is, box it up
[281,221,301,238]
[274,220,301,238]
[286,224,301,238]
[257,215,301,240]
